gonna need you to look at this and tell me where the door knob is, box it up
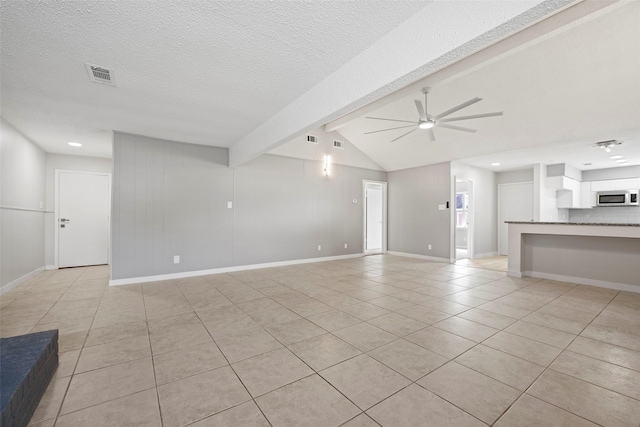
[60,218,71,222]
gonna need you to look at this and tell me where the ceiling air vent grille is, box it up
[85,63,116,86]
[333,140,344,149]
[306,135,318,144]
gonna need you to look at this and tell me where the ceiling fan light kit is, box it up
[366,87,503,143]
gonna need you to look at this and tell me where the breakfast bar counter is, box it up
[506,221,640,292]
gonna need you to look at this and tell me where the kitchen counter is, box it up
[507,222,640,292]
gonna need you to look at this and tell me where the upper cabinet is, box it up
[546,176,640,209]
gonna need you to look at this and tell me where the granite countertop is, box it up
[505,221,640,227]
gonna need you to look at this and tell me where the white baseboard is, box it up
[45,265,57,270]
[524,270,640,294]
[507,270,524,278]
[1,266,45,295]
[387,251,450,263]
[473,252,499,259]
[109,253,363,286]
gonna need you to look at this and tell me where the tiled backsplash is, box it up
[569,206,640,224]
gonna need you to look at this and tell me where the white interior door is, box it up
[57,171,111,268]
[364,181,387,255]
[498,182,534,255]
[366,185,383,252]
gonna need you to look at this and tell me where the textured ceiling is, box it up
[332,1,640,172]
[0,0,428,158]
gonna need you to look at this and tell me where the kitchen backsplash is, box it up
[569,206,640,224]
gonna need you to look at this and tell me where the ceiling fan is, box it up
[365,87,503,142]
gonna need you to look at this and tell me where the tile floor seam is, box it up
[490,289,627,425]
[46,281,103,426]
[411,375,501,426]
[190,301,280,426]
[139,285,166,427]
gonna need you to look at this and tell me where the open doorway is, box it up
[363,180,387,255]
[455,180,473,260]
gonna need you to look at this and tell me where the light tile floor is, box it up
[2,255,640,426]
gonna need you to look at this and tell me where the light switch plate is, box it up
[438,204,446,210]
[227,201,233,209]
[173,255,180,264]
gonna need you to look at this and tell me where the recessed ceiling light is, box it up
[610,155,624,160]
[491,162,500,166]
[68,142,82,147]
[615,159,627,163]
[582,163,592,166]
[618,162,630,166]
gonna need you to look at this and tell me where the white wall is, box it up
[44,154,112,267]
[496,168,533,184]
[1,118,46,291]
[268,126,384,171]
[452,162,498,257]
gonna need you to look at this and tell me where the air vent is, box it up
[333,140,344,149]
[85,63,116,86]
[306,135,318,144]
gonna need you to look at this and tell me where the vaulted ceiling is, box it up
[328,0,640,172]
[5,1,634,173]
[1,0,577,167]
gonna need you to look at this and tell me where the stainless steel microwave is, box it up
[596,190,639,206]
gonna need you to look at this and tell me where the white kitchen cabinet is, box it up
[580,181,595,208]
[556,177,582,208]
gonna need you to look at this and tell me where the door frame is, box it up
[454,179,474,261]
[54,169,112,269]
[362,180,388,255]
[497,181,534,255]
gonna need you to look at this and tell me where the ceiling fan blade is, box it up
[439,123,477,133]
[439,112,503,123]
[434,97,482,120]
[364,124,416,135]
[366,116,416,124]
[414,100,426,120]
[427,128,435,142]
[390,128,418,143]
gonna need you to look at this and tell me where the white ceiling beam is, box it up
[324,0,619,133]
[228,0,576,168]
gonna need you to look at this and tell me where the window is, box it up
[456,191,469,228]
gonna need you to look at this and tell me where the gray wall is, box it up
[583,165,640,181]
[111,132,386,280]
[1,118,46,290]
[452,162,498,257]
[524,234,640,288]
[44,153,112,266]
[387,162,451,259]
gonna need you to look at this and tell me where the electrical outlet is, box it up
[173,255,180,264]
[344,243,348,249]
[317,245,321,251]
[428,245,432,250]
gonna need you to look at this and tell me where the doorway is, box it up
[55,170,111,268]
[363,180,387,255]
[498,181,534,255]
[455,180,473,260]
